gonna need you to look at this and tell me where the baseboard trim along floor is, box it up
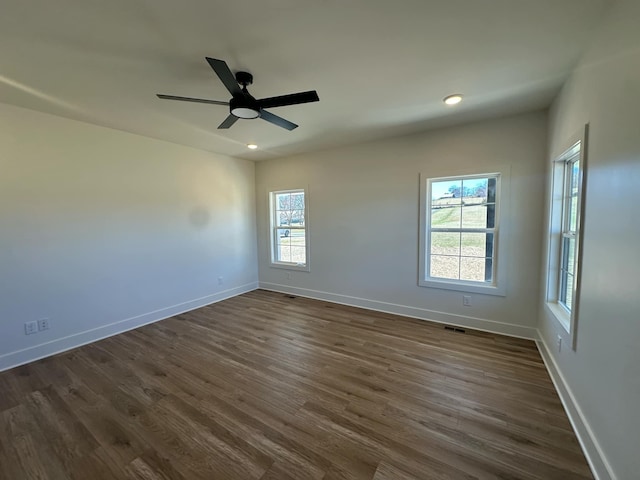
[536,334,615,480]
[259,282,538,340]
[0,282,259,373]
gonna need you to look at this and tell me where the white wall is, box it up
[0,103,258,371]
[538,2,640,479]
[256,111,548,338]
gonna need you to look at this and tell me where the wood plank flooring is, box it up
[0,290,593,480]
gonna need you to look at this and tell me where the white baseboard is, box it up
[536,332,616,480]
[0,282,259,373]
[259,282,537,340]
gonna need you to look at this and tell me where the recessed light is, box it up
[443,94,463,106]
[247,144,258,150]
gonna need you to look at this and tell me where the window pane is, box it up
[290,246,306,264]
[291,192,305,209]
[430,255,459,280]
[486,202,496,229]
[431,180,462,204]
[276,193,291,210]
[290,230,306,249]
[565,273,574,310]
[566,236,576,274]
[571,160,580,191]
[291,209,305,225]
[570,195,578,232]
[276,228,291,240]
[460,257,490,282]
[461,178,489,202]
[559,269,568,305]
[430,232,460,256]
[277,245,291,263]
[461,203,493,228]
[561,236,569,270]
[484,257,493,283]
[461,232,492,258]
[565,160,580,232]
[276,231,291,264]
[289,228,306,239]
[431,205,461,228]
[277,212,290,227]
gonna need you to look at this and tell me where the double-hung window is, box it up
[558,154,581,311]
[269,189,309,270]
[419,172,505,295]
[546,134,586,341]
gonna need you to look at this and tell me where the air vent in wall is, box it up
[444,326,466,334]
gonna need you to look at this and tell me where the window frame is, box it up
[545,126,587,348]
[419,171,507,296]
[268,188,310,272]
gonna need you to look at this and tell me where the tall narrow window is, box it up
[546,134,586,342]
[269,189,309,270]
[419,172,506,295]
[559,156,581,312]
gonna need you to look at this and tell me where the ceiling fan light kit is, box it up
[231,106,260,119]
[157,57,319,131]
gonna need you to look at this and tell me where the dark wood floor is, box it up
[0,290,593,480]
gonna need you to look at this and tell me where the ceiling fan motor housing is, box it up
[230,72,259,118]
[235,71,253,86]
[230,95,259,119]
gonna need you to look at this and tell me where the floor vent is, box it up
[444,326,466,333]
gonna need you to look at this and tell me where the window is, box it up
[559,154,581,311]
[419,172,506,295]
[546,132,586,342]
[269,189,309,270]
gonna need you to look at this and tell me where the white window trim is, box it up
[418,170,509,297]
[268,188,310,272]
[545,125,588,350]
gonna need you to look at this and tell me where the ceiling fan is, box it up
[157,57,319,131]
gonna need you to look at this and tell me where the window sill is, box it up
[545,301,571,334]
[419,278,506,297]
[270,262,310,273]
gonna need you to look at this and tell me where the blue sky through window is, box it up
[431,178,488,201]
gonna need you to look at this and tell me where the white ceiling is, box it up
[0,0,610,160]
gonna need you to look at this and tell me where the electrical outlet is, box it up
[24,321,38,335]
[463,295,472,307]
[557,335,562,352]
[38,318,50,331]
[218,276,223,285]
[286,272,292,280]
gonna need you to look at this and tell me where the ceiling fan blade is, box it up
[206,57,242,97]
[257,90,319,109]
[157,94,228,106]
[259,109,298,130]
[218,114,239,129]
